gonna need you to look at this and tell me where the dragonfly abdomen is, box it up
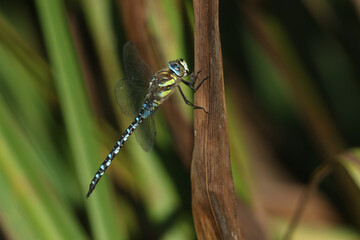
[86,111,146,198]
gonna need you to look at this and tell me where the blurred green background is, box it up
[0,0,360,239]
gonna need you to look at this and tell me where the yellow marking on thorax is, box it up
[157,89,172,98]
[155,72,180,98]
[158,78,175,87]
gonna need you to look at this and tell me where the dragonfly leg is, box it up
[189,70,201,83]
[193,76,208,92]
[182,71,208,92]
[177,86,208,113]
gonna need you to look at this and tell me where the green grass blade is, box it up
[0,42,77,200]
[0,93,87,240]
[34,0,125,239]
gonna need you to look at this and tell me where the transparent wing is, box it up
[135,116,156,152]
[115,41,153,116]
[115,78,145,116]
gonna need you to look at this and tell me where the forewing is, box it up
[115,42,153,116]
[135,116,156,152]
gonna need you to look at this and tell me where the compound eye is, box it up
[169,60,186,76]
[170,62,180,70]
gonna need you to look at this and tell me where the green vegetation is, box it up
[0,0,359,239]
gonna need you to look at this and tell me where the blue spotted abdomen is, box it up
[86,110,147,198]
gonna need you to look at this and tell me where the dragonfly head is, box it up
[168,58,189,77]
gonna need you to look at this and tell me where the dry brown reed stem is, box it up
[191,0,243,239]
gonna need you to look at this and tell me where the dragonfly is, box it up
[86,41,207,198]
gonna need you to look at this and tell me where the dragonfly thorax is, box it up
[168,58,189,77]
